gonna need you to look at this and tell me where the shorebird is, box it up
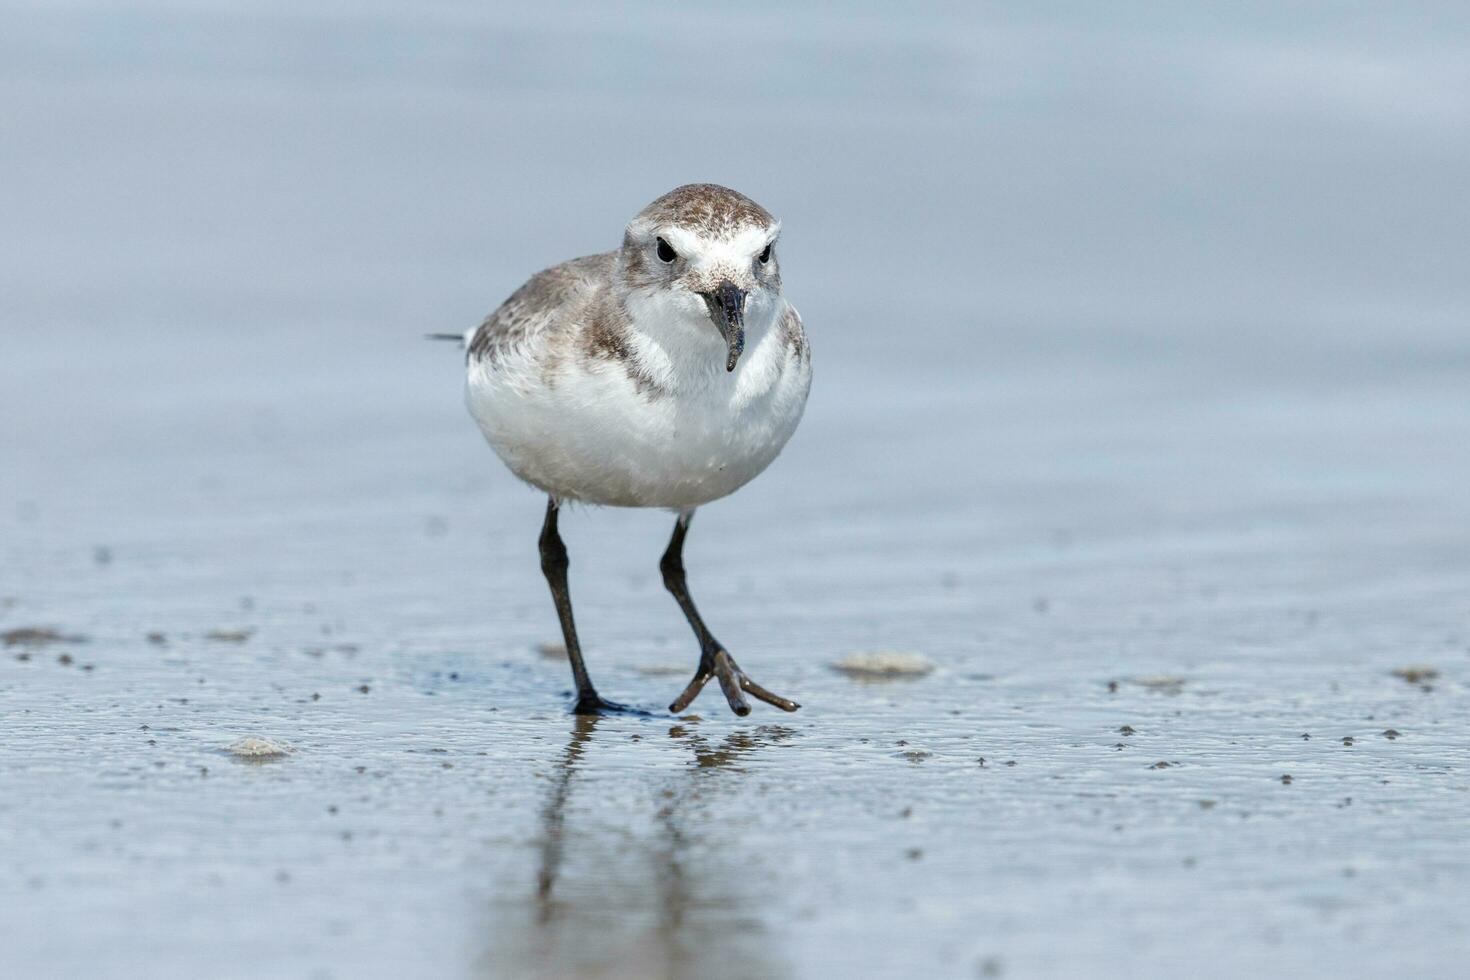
[438,184,812,716]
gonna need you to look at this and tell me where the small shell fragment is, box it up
[1132,675,1186,693]
[830,651,935,678]
[226,737,294,759]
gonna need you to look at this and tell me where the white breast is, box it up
[466,299,811,510]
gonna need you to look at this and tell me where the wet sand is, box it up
[4,5,1470,978]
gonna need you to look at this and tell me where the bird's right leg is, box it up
[538,497,630,715]
[660,512,800,717]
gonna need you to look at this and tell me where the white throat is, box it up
[621,286,783,393]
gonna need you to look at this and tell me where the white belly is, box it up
[466,325,810,509]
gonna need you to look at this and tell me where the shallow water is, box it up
[3,4,1470,978]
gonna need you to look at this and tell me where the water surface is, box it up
[3,4,1469,978]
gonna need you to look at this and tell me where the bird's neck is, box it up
[619,287,783,395]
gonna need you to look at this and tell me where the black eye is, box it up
[758,243,772,264]
[656,237,677,263]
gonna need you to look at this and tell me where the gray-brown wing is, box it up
[467,252,616,367]
[780,304,811,367]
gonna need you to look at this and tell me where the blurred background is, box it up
[2,3,1468,979]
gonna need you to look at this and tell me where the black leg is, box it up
[539,497,629,715]
[661,512,799,717]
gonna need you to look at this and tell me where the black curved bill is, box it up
[700,281,746,372]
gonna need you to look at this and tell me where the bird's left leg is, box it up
[538,497,634,715]
[660,512,800,717]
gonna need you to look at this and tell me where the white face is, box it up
[658,223,777,293]
[620,219,782,322]
[619,218,783,371]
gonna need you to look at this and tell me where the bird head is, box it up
[617,184,782,372]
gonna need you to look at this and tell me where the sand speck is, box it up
[633,664,687,676]
[3,627,87,647]
[1391,665,1438,685]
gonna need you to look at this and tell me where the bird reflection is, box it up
[534,713,599,927]
[486,715,796,979]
